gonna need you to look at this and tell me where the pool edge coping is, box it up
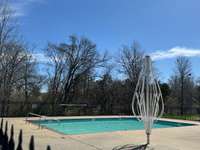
[26,115,200,136]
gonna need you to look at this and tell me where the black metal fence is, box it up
[0,118,51,150]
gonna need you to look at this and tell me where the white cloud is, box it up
[8,0,45,17]
[10,3,25,17]
[31,53,49,63]
[32,47,200,63]
[150,47,200,60]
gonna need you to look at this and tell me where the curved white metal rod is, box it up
[132,56,164,145]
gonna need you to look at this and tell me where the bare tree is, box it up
[0,1,43,116]
[46,44,65,114]
[169,57,193,115]
[96,67,113,114]
[0,1,15,116]
[16,53,44,114]
[0,0,16,46]
[117,42,144,114]
[0,43,28,116]
[119,42,143,89]
[46,35,107,110]
[193,78,200,114]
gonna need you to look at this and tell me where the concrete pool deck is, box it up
[3,116,200,150]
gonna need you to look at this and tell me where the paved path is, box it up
[3,116,200,150]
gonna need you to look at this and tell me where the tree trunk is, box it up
[180,76,184,115]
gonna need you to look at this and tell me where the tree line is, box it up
[0,1,200,117]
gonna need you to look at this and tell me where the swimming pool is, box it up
[31,118,195,135]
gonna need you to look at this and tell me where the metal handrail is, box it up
[52,118,61,125]
[26,112,46,129]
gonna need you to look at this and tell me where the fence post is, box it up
[16,129,23,150]
[8,124,15,150]
[0,121,51,150]
[0,118,3,145]
[5,121,8,140]
[2,121,8,150]
[0,118,3,133]
[0,118,3,149]
[29,135,34,150]
[46,145,51,150]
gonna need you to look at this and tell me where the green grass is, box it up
[163,114,200,121]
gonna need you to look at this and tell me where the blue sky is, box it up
[9,0,200,81]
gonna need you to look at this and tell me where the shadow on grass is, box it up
[112,144,148,150]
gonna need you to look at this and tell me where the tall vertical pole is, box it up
[146,56,151,145]
[147,133,150,145]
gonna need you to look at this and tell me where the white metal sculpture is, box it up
[132,56,164,145]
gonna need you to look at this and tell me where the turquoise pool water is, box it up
[31,118,194,135]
